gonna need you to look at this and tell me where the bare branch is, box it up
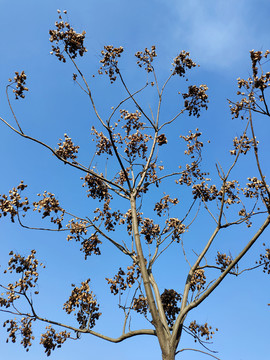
[176,348,221,360]
[0,116,129,196]
[118,71,156,129]
[35,315,156,343]
[6,84,24,133]
[186,215,270,314]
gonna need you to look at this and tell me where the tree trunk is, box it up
[161,343,177,360]
[162,350,175,360]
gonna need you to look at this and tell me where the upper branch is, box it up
[0,116,129,197]
[118,71,156,129]
[184,214,270,315]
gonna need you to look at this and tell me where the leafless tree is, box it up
[0,11,270,360]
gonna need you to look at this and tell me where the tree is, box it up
[0,10,270,360]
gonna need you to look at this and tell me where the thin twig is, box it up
[176,348,221,360]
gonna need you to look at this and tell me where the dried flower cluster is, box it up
[172,51,197,77]
[1,251,45,351]
[40,326,70,356]
[176,162,207,187]
[242,177,269,203]
[66,219,102,258]
[180,130,203,157]
[124,131,151,161]
[216,252,234,272]
[132,295,148,316]
[156,134,167,146]
[49,10,87,62]
[3,318,34,352]
[106,260,140,295]
[193,180,239,205]
[182,85,209,118]
[164,218,186,242]
[63,279,101,329]
[66,218,88,241]
[230,134,255,155]
[189,320,217,342]
[82,174,109,201]
[191,182,218,202]
[140,218,160,244]
[9,71,28,99]
[0,250,44,310]
[80,234,102,258]
[230,50,270,118]
[256,243,270,274]
[190,269,206,292]
[120,109,144,135]
[160,289,182,327]
[154,195,179,217]
[0,181,29,222]
[93,198,122,232]
[135,46,157,73]
[33,191,64,229]
[99,45,124,82]
[91,127,113,156]
[119,209,142,235]
[55,134,79,161]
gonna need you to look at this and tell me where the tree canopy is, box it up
[0,5,270,360]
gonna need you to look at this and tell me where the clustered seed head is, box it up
[172,51,197,77]
[55,134,79,161]
[40,326,70,356]
[49,10,87,62]
[66,219,102,258]
[33,191,64,229]
[189,320,218,342]
[139,162,160,193]
[120,109,144,135]
[66,219,88,241]
[154,195,179,217]
[229,49,270,119]
[256,243,270,274]
[157,134,167,146]
[133,295,148,316]
[192,180,240,205]
[182,85,209,117]
[140,218,160,244]
[161,289,182,327]
[1,251,45,351]
[63,279,101,329]
[230,134,255,156]
[180,130,203,157]
[3,318,35,352]
[190,269,206,292]
[1,250,44,302]
[80,234,102,259]
[93,198,122,232]
[0,181,29,222]
[91,127,113,156]
[216,252,234,272]
[106,259,140,295]
[164,218,186,242]
[242,177,269,199]
[82,174,109,201]
[98,45,124,82]
[135,46,157,73]
[9,71,28,99]
[119,209,142,235]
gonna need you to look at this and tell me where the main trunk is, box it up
[162,349,176,360]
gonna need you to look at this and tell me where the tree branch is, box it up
[185,214,270,315]
[176,348,221,360]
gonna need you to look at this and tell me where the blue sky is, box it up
[0,1,270,359]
